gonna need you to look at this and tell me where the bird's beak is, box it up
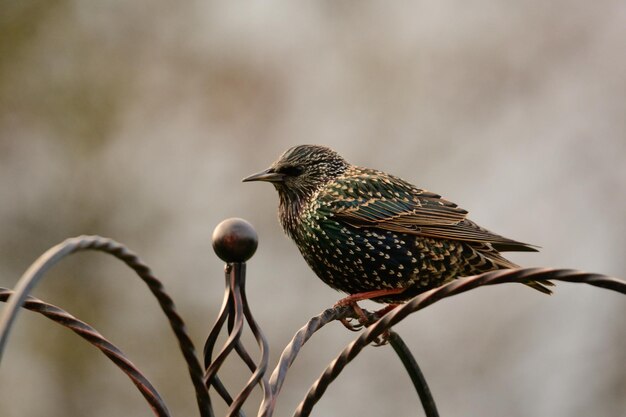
[242,168,285,183]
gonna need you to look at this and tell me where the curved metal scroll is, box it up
[261,305,438,417]
[0,288,170,417]
[0,235,212,417]
[1,226,624,417]
[294,268,626,417]
[259,306,351,417]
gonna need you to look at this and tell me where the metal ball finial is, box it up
[212,218,258,263]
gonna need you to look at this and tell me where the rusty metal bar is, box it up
[0,235,213,417]
[2,222,624,417]
[203,263,248,417]
[0,288,171,417]
[203,270,243,414]
[237,264,271,411]
[204,218,271,417]
[204,264,246,387]
[261,304,438,417]
[260,305,440,417]
[294,268,626,417]
[387,331,439,417]
[259,306,351,417]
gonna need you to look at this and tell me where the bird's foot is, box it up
[337,301,369,331]
[335,299,402,345]
[339,317,363,331]
[334,288,404,336]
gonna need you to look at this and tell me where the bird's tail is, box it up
[476,245,555,295]
[524,280,554,295]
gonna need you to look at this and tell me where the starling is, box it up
[243,145,552,304]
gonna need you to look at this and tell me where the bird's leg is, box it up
[373,303,400,318]
[335,288,405,332]
[341,303,396,346]
[334,288,406,306]
[351,302,369,326]
[336,293,404,336]
[338,302,366,332]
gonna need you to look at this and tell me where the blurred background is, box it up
[1,1,625,416]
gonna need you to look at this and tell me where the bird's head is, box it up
[243,145,349,200]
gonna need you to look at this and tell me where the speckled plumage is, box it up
[244,145,552,302]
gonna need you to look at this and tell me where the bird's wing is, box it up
[324,168,467,228]
[325,168,537,251]
[415,219,538,251]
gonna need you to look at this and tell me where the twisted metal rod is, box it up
[206,273,269,417]
[0,235,213,417]
[259,306,351,417]
[0,288,170,417]
[231,264,271,416]
[203,270,244,415]
[387,331,439,417]
[203,263,271,417]
[203,264,246,388]
[260,306,438,417]
[204,271,233,370]
[295,268,626,417]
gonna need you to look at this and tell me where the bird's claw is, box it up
[335,301,394,346]
[336,300,369,331]
[339,317,364,331]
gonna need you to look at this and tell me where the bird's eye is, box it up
[277,165,304,177]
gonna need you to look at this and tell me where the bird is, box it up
[243,145,552,305]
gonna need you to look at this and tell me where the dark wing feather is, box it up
[325,168,537,251]
[418,220,539,252]
[325,168,466,227]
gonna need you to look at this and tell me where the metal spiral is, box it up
[204,218,271,417]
